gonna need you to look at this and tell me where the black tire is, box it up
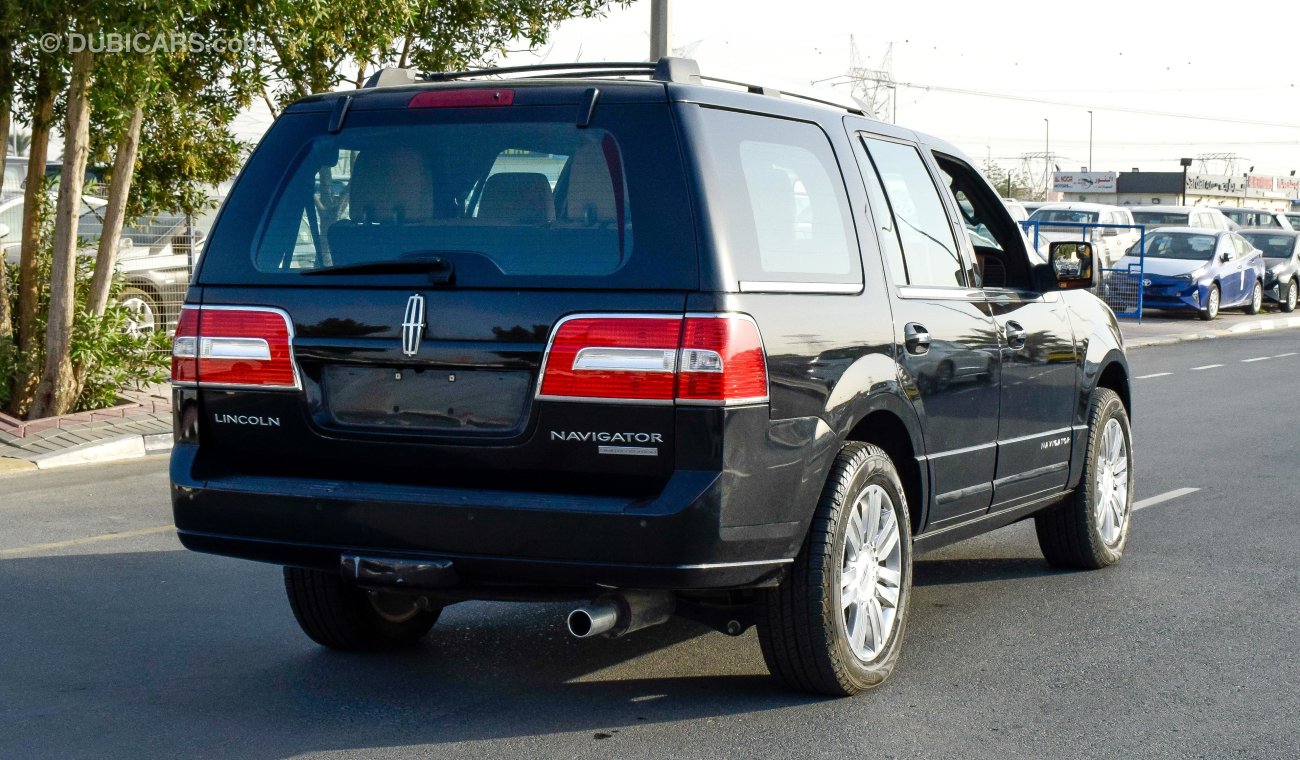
[1035,388,1133,569]
[283,567,440,651]
[1199,283,1220,321]
[1283,279,1298,313]
[757,442,913,696]
[1244,279,1263,315]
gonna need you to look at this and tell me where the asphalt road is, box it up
[3,332,1299,759]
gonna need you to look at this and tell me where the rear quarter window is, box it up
[690,107,860,289]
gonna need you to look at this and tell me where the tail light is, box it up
[171,306,300,390]
[538,314,767,405]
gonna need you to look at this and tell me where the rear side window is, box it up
[692,108,860,287]
[860,137,965,288]
[199,102,697,290]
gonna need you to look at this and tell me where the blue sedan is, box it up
[1110,228,1266,320]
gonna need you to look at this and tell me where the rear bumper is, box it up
[170,443,801,591]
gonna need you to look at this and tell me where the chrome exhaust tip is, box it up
[566,602,619,638]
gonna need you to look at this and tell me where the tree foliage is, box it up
[3,0,628,418]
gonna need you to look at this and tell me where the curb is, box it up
[1125,315,1300,349]
[0,431,173,474]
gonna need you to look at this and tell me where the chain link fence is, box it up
[1,161,225,343]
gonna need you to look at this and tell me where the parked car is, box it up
[1112,228,1265,320]
[1026,202,1139,266]
[1213,206,1289,230]
[1021,200,1047,215]
[1130,205,1235,231]
[0,193,201,334]
[1285,212,1300,230]
[169,56,1134,697]
[1002,198,1028,222]
[1239,230,1300,312]
[2,154,25,197]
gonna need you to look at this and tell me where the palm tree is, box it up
[6,129,29,156]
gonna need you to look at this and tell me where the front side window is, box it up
[861,137,964,288]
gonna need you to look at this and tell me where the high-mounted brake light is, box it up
[408,89,514,109]
[171,306,299,390]
[538,314,768,405]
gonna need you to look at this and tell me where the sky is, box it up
[230,0,1300,189]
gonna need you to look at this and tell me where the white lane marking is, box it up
[1136,372,1172,379]
[1191,364,1223,370]
[1242,357,1270,363]
[0,525,174,558]
[1275,352,1297,358]
[1133,487,1200,512]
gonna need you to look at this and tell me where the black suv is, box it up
[170,58,1133,696]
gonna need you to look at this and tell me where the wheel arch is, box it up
[1095,358,1131,418]
[842,397,929,536]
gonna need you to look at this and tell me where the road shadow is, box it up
[913,556,1064,587]
[0,550,825,759]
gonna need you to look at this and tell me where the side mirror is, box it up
[1039,241,1097,291]
[1101,227,1119,237]
[1220,250,1232,262]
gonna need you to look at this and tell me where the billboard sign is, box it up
[1053,172,1118,193]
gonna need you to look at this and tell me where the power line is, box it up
[820,75,1300,130]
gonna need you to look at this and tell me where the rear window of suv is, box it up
[198,101,697,289]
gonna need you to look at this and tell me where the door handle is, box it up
[904,322,931,355]
[1004,320,1027,350]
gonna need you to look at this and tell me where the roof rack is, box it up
[362,57,864,115]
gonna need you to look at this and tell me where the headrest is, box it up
[348,146,432,224]
[478,172,556,224]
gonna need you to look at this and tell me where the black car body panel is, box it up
[171,70,1130,597]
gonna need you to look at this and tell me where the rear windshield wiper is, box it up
[304,253,455,283]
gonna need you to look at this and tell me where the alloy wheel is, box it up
[1093,417,1130,547]
[840,484,903,661]
[121,295,157,337]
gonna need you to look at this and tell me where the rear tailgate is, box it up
[194,287,687,489]
[182,83,699,495]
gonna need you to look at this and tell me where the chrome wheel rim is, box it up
[1288,283,1297,310]
[121,296,156,336]
[1252,283,1262,311]
[1094,417,1130,547]
[1208,287,1219,317]
[840,484,903,662]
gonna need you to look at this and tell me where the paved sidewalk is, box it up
[1121,308,1300,348]
[0,387,172,473]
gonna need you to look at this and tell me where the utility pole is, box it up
[1087,110,1093,172]
[1043,118,1051,199]
[650,0,671,60]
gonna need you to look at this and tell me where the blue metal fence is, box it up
[1020,220,1149,320]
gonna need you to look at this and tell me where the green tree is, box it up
[982,160,1037,201]
[248,0,631,116]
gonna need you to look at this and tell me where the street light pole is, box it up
[1043,118,1050,199]
[1085,112,1094,172]
[650,0,671,60]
